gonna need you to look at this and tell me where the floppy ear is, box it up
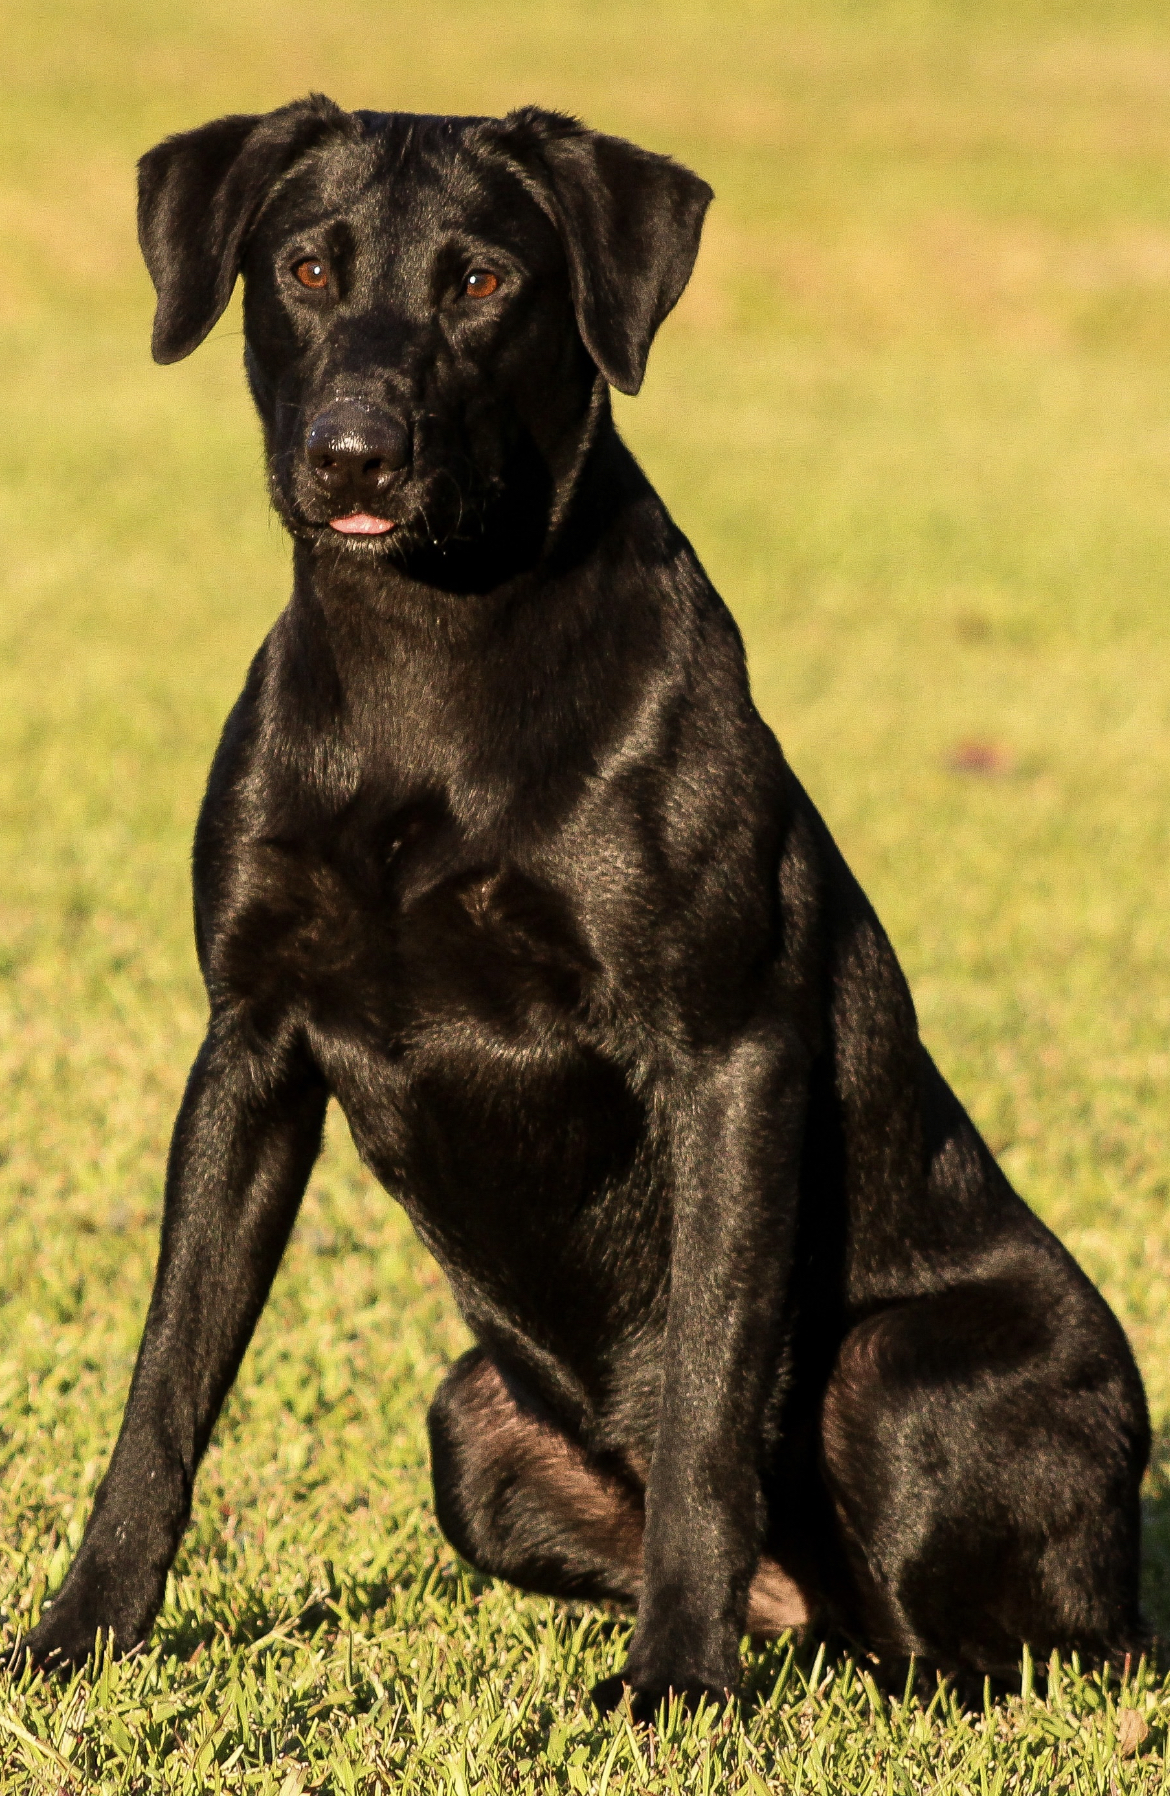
[491,109,713,396]
[137,94,347,364]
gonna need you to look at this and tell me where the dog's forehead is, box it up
[269,113,538,246]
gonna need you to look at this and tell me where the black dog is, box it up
[24,97,1149,1714]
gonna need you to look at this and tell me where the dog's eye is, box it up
[293,258,330,291]
[464,270,499,299]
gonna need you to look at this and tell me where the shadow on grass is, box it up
[153,1549,505,1666]
[153,1592,339,1666]
[140,1456,1170,1704]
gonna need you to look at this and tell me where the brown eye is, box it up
[464,269,499,298]
[293,258,329,290]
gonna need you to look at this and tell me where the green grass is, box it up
[3,0,1170,1787]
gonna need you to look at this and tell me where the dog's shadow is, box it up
[141,1448,1170,1708]
[153,1587,342,1667]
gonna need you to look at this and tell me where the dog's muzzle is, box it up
[306,398,410,516]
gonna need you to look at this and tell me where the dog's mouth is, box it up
[329,512,396,537]
[277,453,504,562]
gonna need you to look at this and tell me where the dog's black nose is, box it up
[306,400,410,502]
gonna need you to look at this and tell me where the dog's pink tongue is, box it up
[330,513,395,535]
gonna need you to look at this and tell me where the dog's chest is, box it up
[216,818,655,1345]
[221,810,636,1121]
[229,808,598,1014]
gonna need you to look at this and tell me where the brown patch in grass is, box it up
[948,740,1017,776]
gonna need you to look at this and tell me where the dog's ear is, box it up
[491,109,713,396]
[137,95,347,364]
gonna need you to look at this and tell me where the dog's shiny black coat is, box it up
[25,97,1149,1712]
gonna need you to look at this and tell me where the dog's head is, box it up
[137,98,712,567]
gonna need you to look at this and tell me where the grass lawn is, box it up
[3,0,1170,1787]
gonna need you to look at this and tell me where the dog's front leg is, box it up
[593,1029,805,1720]
[22,1017,327,1671]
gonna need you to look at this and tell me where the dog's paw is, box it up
[591,1668,734,1724]
[15,1539,168,1679]
[18,1609,106,1678]
[18,1581,140,1678]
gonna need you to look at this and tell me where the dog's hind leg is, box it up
[427,1349,645,1606]
[819,1274,1148,1683]
[428,1350,811,1634]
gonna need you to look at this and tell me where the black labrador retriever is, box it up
[24,96,1149,1715]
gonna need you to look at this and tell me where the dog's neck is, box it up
[276,387,675,816]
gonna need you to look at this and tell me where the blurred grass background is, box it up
[2,0,1170,1788]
